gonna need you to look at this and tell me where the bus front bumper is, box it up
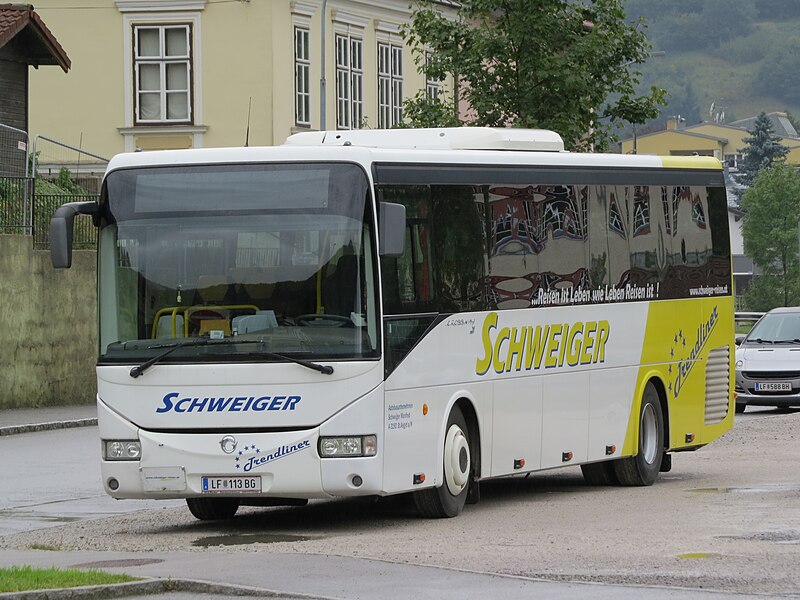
[101,428,383,500]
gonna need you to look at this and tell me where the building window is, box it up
[134,24,191,124]
[294,27,311,126]
[632,186,650,236]
[692,197,707,229]
[335,34,363,130]
[378,42,403,128]
[425,51,439,100]
[724,153,743,170]
[608,196,625,237]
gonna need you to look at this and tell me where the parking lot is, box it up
[1,406,799,598]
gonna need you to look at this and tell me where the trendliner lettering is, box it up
[239,440,311,472]
[156,393,301,413]
[475,312,610,376]
[671,306,719,398]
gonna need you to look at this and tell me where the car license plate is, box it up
[754,381,792,392]
[201,476,261,493]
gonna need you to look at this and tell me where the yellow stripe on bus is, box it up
[659,156,723,170]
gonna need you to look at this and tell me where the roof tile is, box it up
[0,3,70,71]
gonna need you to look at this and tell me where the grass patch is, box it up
[28,544,61,551]
[0,566,138,593]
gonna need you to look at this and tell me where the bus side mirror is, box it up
[379,201,406,257]
[50,201,99,269]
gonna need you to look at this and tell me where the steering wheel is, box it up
[295,313,353,327]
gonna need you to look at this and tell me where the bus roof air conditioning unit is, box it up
[284,127,565,152]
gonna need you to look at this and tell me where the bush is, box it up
[711,29,776,64]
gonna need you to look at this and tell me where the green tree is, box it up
[402,0,666,151]
[736,112,789,191]
[757,39,800,105]
[640,0,755,52]
[741,163,800,309]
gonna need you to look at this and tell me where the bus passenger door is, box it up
[490,378,543,476]
[540,372,590,469]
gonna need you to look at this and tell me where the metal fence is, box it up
[30,135,108,248]
[1,127,108,244]
[0,123,31,234]
[33,193,99,249]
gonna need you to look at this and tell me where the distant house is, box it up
[619,112,800,168]
[728,206,758,304]
[0,3,69,176]
[0,3,69,131]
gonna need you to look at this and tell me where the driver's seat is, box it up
[325,255,359,317]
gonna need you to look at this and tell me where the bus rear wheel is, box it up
[614,382,664,486]
[414,405,471,518]
[186,497,240,520]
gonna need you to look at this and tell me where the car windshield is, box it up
[97,162,379,364]
[746,311,800,343]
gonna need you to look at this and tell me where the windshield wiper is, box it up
[750,338,775,344]
[240,350,334,375]
[130,339,333,378]
[773,339,800,344]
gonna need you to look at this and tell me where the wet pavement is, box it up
[2,405,799,599]
[0,416,181,536]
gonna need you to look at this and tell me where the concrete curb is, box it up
[0,577,336,599]
[0,419,98,437]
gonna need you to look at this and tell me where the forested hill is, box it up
[624,0,800,129]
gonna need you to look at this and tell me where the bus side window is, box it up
[430,184,485,312]
[379,185,436,314]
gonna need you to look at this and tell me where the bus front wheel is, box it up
[186,497,240,520]
[614,382,664,486]
[414,405,471,518]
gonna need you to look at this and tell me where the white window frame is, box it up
[378,41,403,128]
[335,34,363,130]
[294,26,311,126]
[724,152,743,170]
[119,7,205,152]
[133,24,192,124]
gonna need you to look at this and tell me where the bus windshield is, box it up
[97,162,379,364]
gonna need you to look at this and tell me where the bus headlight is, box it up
[318,435,377,458]
[104,440,142,461]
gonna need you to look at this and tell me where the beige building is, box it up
[620,113,800,167]
[27,0,455,158]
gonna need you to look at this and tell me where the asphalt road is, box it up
[1,407,799,599]
[0,426,180,536]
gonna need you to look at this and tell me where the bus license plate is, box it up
[754,381,791,392]
[201,476,261,493]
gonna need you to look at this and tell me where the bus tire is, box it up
[614,382,664,486]
[186,497,240,520]
[414,405,471,518]
[580,461,619,485]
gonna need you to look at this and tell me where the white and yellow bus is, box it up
[51,127,734,520]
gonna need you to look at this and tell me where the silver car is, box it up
[735,307,800,413]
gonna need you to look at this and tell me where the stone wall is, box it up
[0,235,96,408]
